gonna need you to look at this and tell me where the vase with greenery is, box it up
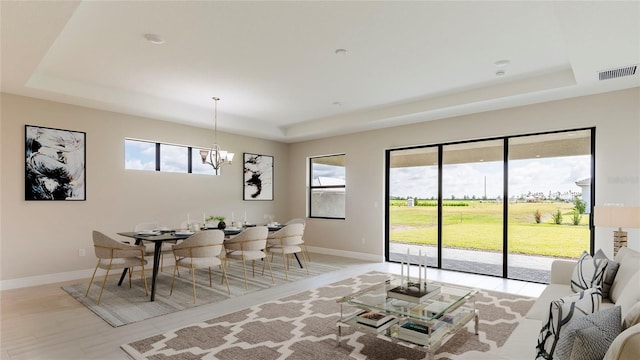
[205,215,226,229]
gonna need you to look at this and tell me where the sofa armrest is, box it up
[603,323,640,360]
[550,260,576,285]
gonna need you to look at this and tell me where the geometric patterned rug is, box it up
[122,272,535,359]
[63,259,340,327]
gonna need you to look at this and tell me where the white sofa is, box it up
[498,247,640,360]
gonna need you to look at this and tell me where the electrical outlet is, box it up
[78,248,86,257]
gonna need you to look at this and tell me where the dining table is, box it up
[117,225,301,301]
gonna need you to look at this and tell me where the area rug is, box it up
[122,272,535,360]
[63,259,340,327]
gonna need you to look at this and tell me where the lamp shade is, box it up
[594,206,640,228]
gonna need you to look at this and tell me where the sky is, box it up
[390,155,590,199]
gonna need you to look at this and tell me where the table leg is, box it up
[117,268,129,286]
[474,309,479,335]
[118,238,142,286]
[150,241,163,301]
[294,253,303,268]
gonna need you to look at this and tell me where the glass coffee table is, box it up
[336,276,478,360]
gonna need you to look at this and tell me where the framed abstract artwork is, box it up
[25,125,86,201]
[243,153,273,201]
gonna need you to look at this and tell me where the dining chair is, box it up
[223,226,273,289]
[170,230,229,303]
[266,223,308,280]
[284,218,310,262]
[134,222,173,272]
[85,231,148,305]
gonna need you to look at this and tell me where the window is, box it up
[125,139,218,175]
[309,154,346,219]
[160,144,188,173]
[125,139,156,171]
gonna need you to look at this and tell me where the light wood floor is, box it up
[1,254,546,360]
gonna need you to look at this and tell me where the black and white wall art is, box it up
[243,153,273,201]
[25,125,86,201]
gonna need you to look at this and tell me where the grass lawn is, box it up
[390,200,589,258]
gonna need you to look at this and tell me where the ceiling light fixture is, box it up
[200,97,234,171]
[494,59,509,77]
[143,33,165,45]
[334,48,348,56]
[494,59,510,67]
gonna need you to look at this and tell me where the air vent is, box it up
[599,65,637,80]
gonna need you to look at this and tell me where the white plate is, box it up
[175,231,194,236]
[136,230,160,235]
[226,227,240,231]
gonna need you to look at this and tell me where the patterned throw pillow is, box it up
[593,249,620,299]
[536,287,602,360]
[570,251,608,293]
[554,306,621,360]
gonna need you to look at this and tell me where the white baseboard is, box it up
[0,268,96,291]
[0,249,380,291]
[305,246,384,263]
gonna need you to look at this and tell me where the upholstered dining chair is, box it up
[284,218,310,262]
[223,226,273,289]
[266,223,308,280]
[85,231,148,305]
[170,230,229,303]
[134,222,173,272]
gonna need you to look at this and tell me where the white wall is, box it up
[0,93,289,287]
[289,88,640,259]
[2,88,639,289]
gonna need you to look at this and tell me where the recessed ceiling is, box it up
[1,1,638,143]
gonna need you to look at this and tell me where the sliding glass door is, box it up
[507,130,592,282]
[441,140,504,276]
[386,128,594,282]
[388,146,439,267]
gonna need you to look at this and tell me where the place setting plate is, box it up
[135,230,161,236]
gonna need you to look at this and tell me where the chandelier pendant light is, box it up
[200,97,234,171]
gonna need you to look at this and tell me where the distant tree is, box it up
[574,197,586,214]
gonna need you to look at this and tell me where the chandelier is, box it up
[200,97,234,171]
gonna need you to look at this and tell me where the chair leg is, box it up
[241,258,249,290]
[140,265,148,295]
[97,267,111,305]
[170,263,178,295]
[264,253,275,284]
[282,252,289,280]
[300,251,309,275]
[191,267,197,304]
[85,262,100,298]
[208,267,212,287]
[128,267,133,288]
[220,262,231,295]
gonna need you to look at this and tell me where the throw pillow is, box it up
[623,301,640,330]
[615,271,640,327]
[536,287,602,360]
[554,306,621,360]
[570,251,608,293]
[593,249,620,299]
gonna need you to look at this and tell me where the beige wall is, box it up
[2,88,639,288]
[289,88,640,259]
[0,93,289,285]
